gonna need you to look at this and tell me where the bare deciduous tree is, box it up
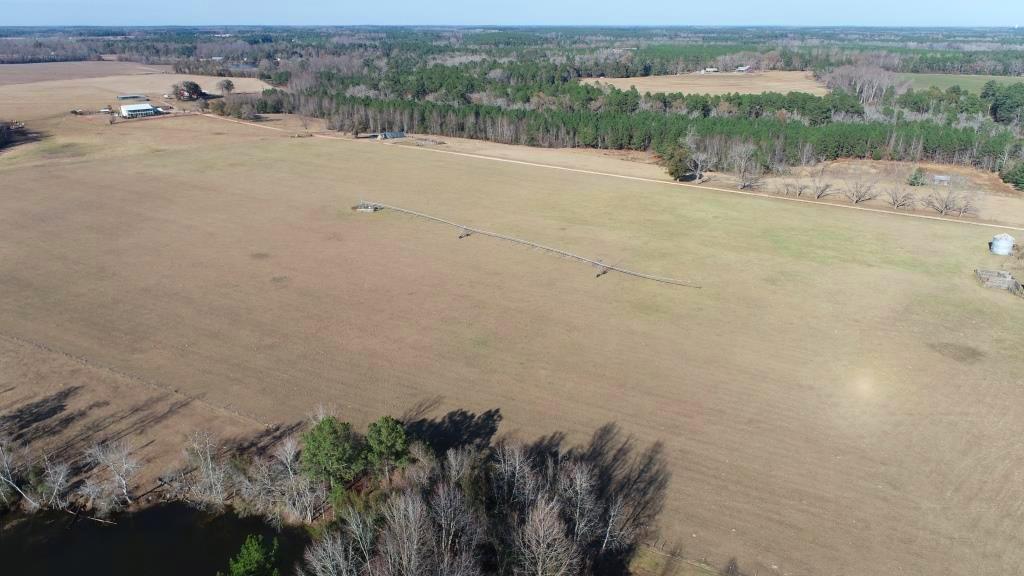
[444,446,480,487]
[799,142,817,166]
[0,436,38,510]
[375,491,433,576]
[185,431,231,509]
[811,166,837,199]
[598,495,633,554]
[956,193,979,217]
[341,505,377,568]
[782,183,809,197]
[85,439,140,507]
[239,435,326,525]
[886,186,917,209]
[404,441,440,490]
[78,477,118,517]
[924,189,962,216]
[728,141,763,190]
[40,456,72,510]
[557,461,599,545]
[843,179,879,204]
[492,443,541,512]
[301,532,362,576]
[431,482,482,576]
[687,150,712,182]
[79,441,140,517]
[514,496,579,576]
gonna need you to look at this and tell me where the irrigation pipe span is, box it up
[363,202,701,289]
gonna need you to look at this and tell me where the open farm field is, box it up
[0,67,268,120]
[3,72,1024,576]
[582,71,827,95]
[0,61,173,86]
[898,72,1022,93]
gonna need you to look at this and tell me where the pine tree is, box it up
[220,535,279,576]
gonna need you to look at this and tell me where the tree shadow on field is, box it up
[0,126,47,155]
[542,423,672,576]
[720,557,751,576]
[402,403,503,454]
[478,422,671,576]
[0,386,86,444]
[226,420,305,459]
[50,394,193,458]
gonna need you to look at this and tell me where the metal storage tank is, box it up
[991,233,1015,256]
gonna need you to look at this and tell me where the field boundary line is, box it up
[365,201,701,288]
[199,114,1024,233]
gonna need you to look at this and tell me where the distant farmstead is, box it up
[120,103,158,118]
[357,131,407,140]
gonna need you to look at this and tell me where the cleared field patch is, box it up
[899,72,1022,93]
[582,71,827,95]
[0,72,269,120]
[3,110,1024,576]
[0,60,173,86]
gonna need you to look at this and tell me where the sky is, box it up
[0,0,1022,27]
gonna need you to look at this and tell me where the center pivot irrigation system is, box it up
[354,201,701,289]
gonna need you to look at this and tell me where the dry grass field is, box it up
[0,61,173,86]
[582,71,827,95]
[0,69,268,120]
[3,71,1024,576]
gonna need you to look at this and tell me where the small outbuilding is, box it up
[120,103,158,118]
[990,233,1016,256]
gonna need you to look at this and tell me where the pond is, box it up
[0,503,310,575]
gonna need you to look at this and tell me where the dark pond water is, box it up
[0,503,310,575]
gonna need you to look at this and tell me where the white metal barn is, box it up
[120,103,157,118]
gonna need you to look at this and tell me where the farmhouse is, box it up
[736,65,752,72]
[120,103,158,118]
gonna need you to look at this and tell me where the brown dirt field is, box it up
[582,71,827,96]
[4,83,1024,575]
[0,61,173,86]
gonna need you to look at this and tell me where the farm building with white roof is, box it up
[119,103,158,118]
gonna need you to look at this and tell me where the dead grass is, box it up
[0,69,269,121]
[582,71,827,95]
[0,61,173,86]
[2,77,1024,576]
[760,159,1024,226]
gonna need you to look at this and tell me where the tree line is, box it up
[1,407,668,576]
[221,88,1022,175]
[5,26,1024,79]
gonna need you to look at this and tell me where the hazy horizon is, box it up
[1,0,1021,28]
